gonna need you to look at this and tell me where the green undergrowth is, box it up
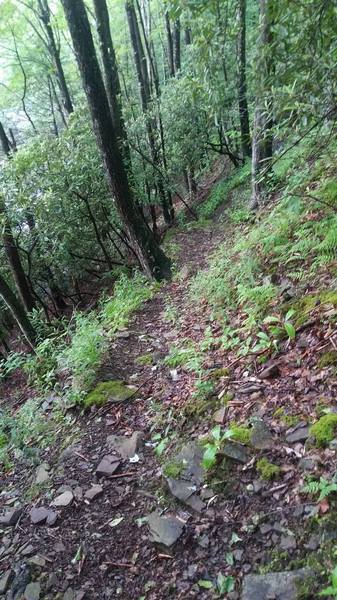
[190,133,337,358]
[310,414,337,447]
[198,162,251,219]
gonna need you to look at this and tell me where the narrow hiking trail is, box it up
[1,199,337,600]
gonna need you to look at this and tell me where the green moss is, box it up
[135,353,154,366]
[273,407,298,427]
[182,396,218,419]
[163,460,184,479]
[256,458,281,480]
[317,350,337,369]
[83,380,135,408]
[310,413,337,446]
[229,423,251,445]
[285,290,337,328]
[0,432,8,448]
[210,367,230,379]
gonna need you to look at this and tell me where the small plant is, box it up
[202,425,233,470]
[163,341,202,373]
[320,565,337,598]
[263,309,297,340]
[0,351,27,381]
[302,474,337,501]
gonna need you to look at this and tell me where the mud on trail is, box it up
[1,196,337,600]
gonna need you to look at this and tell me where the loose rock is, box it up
[107,431,143,460]
[147,512,184,547]
[51,490,74,507]
[0,569,13,594]
[24,581,41,600]
[84,485,103,501]
[241,569,313,600]
[250,420,273,450]
[286,426,309,444]
[96,454,120,476]
[222,441,250,463]
[0,508,22,527]
[259,364,280,379]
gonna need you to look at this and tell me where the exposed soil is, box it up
[1,185,337,600]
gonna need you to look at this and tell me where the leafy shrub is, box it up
[102,273,156,332]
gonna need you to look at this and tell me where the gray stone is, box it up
[166,478,196,502]
[24,581,41,600]
[46,573,58,592]
[213,407,226,424]
[280,535,297,551]
[298,457,317,472]
[46,511,58,526]
[250,420,273,450]
[21,544,35,557]
[222,441,250,463]
[96,454,120,476]
[241,569,313,600]
[63,588,74,600]
[84,485,103,501]
[35,463,50,485]
[30,507,49,525]
[51,490,74,507]
[286,426,309,444]
[259,364,280,379]
[0,569,13,594]
[147,512,184,547]
[304,535,320,551]
[184,494,205,512]
[260,523,273,535]
[107,432,143,460]
[0,508,22,527]
[175,443,205,485]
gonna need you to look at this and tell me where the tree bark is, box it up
[61,0,171,281]
[0,274,36,347]
[0,121,36,312]
[93,0,129,163]
[165,12,175,77]
[237,0,251,157]
[250,0,274,208]
[37,0,73,115]
[173,18,181,74]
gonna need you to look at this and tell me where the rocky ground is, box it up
[1,192,337,599]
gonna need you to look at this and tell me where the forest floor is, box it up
[1,152,337,600]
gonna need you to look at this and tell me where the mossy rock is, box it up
[229,422,251,445]
[309,413,337,447]
[135,353,154,366]
[209,367,230,379]
[317,350,337,369]
[83,380,136,408]
[256,457,280,480]
[285,290,337,328]
[163,460,184,479]
[182,396,219,419]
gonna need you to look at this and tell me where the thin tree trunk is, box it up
[165,12,174,77]
[173,18,181,74]
[250,0,274,208]
[61,0,171,281]
[93,0,130,165]
[37,0,73,115]
[237,0,251,157]
[0,274,36,347]
[0,121,11,156]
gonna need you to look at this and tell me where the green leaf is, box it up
[211,425,221,441]
[217,573,235,593]
[155,438,167,457]
[225,552,234,566]
[285,308,296,321]
[263,315,279,324]
[202,444,217,469]
[284,322,296,339]
[197,579,213,589]
[230,532,242,545]
[332,565,337,588]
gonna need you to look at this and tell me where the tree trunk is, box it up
[165,12,175,77]
[38,0,73,115]
[61,0,171,281]
[93,0,129,164]
[126,1,174,224]
[237,0,251,157]
[250,0,274,208]
[0,274,36,347]
[0,122,36,312]
[173,18,181,74]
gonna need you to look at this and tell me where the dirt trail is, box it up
[1,207,335,600]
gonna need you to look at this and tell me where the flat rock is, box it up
[0,508,22,526]
[147,512,184,547]
[298,457,317,472]
[250,420,273,450]
[213,407,226,424]
[63,588,74,600]
[167,478,196,502]
[84,485,103,501]
[35,463,50,484]
[241,569,313,600]
[280,535,297,551]
[175,442,205,485]
[24,581,41,600]
[30,507,49,525]
[259,364,280,379]
[286,426,309,444]
[96,454,120,476]
[51,490,73,507]
[0,569,13,594]
[222,441,250,463]
[107,431,143,460]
